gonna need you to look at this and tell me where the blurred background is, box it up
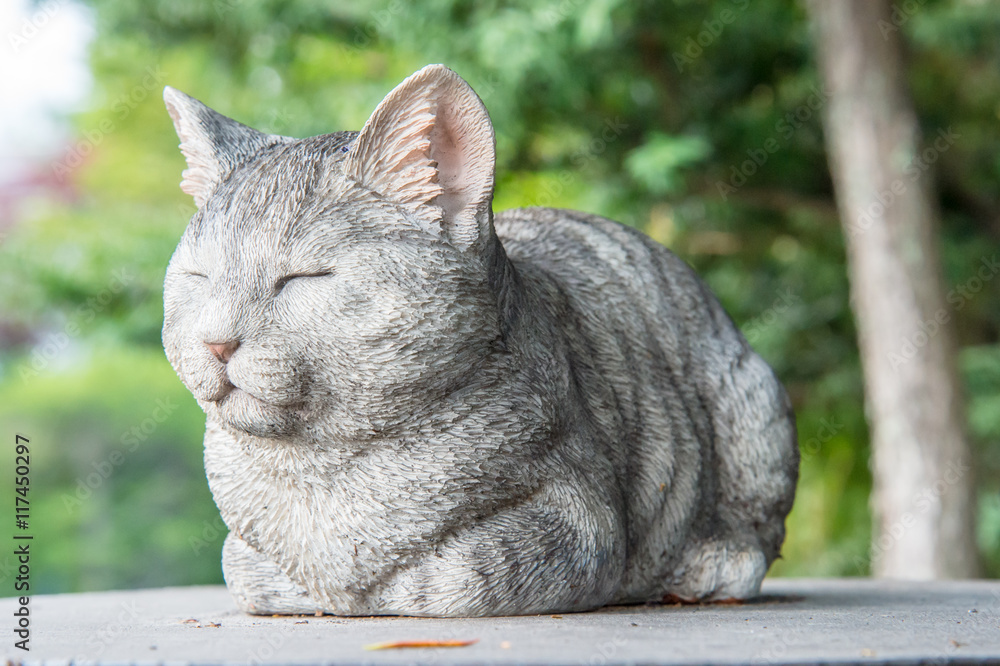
[1,0,998,594]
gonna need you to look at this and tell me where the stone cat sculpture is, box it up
[162,64,798,618]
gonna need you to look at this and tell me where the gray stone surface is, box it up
[3,578,1000,665]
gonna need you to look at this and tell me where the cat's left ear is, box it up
[163,87,290,208]
[344,65,496,251]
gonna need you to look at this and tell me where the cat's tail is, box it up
[710,342,799,565]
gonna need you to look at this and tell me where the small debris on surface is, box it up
[860,648,876,657]
[295,620,309,624]
[661,594,744,606]
[364,639,479,650]
[551,615,564,619]
[500,641,511,649]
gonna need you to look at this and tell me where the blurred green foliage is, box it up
[1,0,998,593]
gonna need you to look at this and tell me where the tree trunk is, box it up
[804,0,980,578]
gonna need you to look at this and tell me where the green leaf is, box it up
[624,132,711,195]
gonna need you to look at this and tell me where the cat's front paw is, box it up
[222,533,323,615]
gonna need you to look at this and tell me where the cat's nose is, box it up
[204,340,240,364]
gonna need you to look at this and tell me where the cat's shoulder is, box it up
[494,206,688,277]
[496,206,629,242]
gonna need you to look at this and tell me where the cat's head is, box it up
[162,65,509,441]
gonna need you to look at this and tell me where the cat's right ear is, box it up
[342,65,496,253]
[163,87,288,208]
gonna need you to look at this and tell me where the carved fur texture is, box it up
[162,65,799,617]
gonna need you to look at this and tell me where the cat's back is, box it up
[493,205,748,474]
[494,206,746,370]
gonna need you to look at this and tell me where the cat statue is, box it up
[162,64,798,618]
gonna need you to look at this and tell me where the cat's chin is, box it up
[212,387,302,439]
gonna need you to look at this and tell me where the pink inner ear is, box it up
[343,65,496,248]
[429,97,494,234]
[430,112,468,219]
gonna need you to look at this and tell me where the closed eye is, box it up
[274,271,332,294]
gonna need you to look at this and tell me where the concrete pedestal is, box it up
[4,578,1000,664]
